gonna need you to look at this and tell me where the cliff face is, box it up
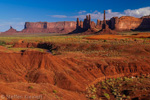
[23,21,76,33]
[110,16,150,31]
[116,16,142,31]
[2,15,150,35]
[24,22,47,29]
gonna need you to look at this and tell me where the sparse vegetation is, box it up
[28,86,33,89]
[103,93,110,99]
[53,90,57,93]
[0,32,150,100]
[90,95,96,99]
[87,75,150,100]
[0,40,6,46]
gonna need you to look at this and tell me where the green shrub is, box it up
[0,41,6,46]
[104,40,107,42]
[112,92,117,96]
[28,86,33,89]
[102,86,107,89]
[109,78,112,81]
[90,95,96,99]
[104,93,110,99]
[91,87,97,93]
[126,96,130,99]
[124,77,129,81]
[101,81,105,85]
[122,94,126,98]
[53,90,57,93]
[119,84,122,87]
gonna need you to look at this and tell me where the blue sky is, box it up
[0,0,150,32]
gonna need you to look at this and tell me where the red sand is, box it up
[85,33,150,40]
[0,41,150,99]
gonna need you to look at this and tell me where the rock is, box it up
[77,18,80,28]
[91,21,96,28]
[110,16,150,31]
[1,13,150,35]
[22,21,76,33]
[97,10,118,35]
[112,16,142,31]
[80,21,83,28]
[96,19,102,29]
[2,26,18,34]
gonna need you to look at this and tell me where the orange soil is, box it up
[85,35,128,40]
[0,41,150,99]
[85,33,150,40]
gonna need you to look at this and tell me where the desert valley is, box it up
[0,1,150,100]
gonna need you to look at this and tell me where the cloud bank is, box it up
[51,7,150,20]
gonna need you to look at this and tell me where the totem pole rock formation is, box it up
[102,10,109,29]
[69,14,98,34]
[77,18,80,29]
[97,10,118,35]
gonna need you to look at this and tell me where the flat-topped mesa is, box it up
[23,21,76,33]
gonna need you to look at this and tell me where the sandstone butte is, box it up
[1,13,150,34]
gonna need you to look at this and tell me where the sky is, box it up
[0,0,150,32]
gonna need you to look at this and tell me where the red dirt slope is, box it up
[0,44,150,99]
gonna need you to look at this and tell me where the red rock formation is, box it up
[110,15,150,31]
[91,21,96,28]
[2,26,18,34]
[96,19,103,30]
[139,15,150,30]
[80,21,83,28]
[77,18,80,28]
[69,15,97,34]
[110,17,119,30]
[72,15,96,33]
[22,21,76,33]
[97,10,118,35]
[2,13,150,35]
[97,19,100,25]
[111,16,142,31]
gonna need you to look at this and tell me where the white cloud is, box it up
[124,7,150,17]
[78,10,87,14]
[71,10,124,20]
[50,15,67,18]
[106,9,112,14]
[50,6,150,20]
